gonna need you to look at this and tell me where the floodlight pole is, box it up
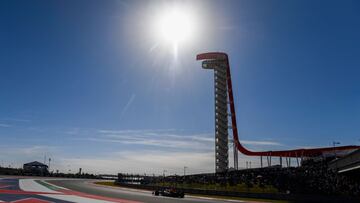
[333,141,340,158]
[163,170,167,177]
[183,166,188,176]
[162,170,167,187]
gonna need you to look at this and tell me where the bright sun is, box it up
[159,9,193,45]
[154,6,196,55]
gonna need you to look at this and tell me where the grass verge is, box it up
[94,181,117,187]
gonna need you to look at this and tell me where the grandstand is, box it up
[329,148,360,174]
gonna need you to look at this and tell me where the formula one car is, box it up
[153,188,185,198]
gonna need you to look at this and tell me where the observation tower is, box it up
[199,55,229,173]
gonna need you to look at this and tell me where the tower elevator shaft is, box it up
[203,60,229,173]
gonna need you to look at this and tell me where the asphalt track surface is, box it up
[48,179,257,203]
[0,176,264,203]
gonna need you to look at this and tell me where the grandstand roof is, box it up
[329,149,360,173]
[23,161,48,167]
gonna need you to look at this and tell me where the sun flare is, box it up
[153,5,197,58]
[158,9,193,45]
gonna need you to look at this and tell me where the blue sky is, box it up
[1,0,360,174]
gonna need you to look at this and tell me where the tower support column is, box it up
[201,59,229,173]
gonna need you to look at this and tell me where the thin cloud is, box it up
[242,140,282,146]
[59,150,215,175]
[0,145,57,156]
[81,129,283,151]
[0,123,12,128]
[0,145,58,168]
[98,128,178,134]
[120,93,136,117]
[64,128,81,135]
[73,136,212,151]
[1,118,31,122]
[72,129,215,151]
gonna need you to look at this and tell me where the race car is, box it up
[153,188,185,198]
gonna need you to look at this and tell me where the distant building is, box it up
[23,161,49,176]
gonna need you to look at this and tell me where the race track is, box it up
[0,176,265,203]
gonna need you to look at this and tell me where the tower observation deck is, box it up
[196,52,360,173]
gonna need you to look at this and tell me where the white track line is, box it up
[42,180,70,190]
[19,179,60,193]
[227,200,246,202]
[188,195,249,202]
[41,194,116,203]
